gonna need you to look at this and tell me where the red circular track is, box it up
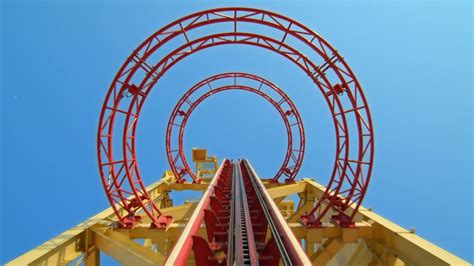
[166,72,305,184]
[97,7,374,228]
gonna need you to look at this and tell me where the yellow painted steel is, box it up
[92,225,165,265]
[7,168,471,266]
[311,238,344,265]
[192,148,218,178]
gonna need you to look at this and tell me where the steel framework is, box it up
[166,72,305,184]
[7,6,470,266]
[7,168,470,265]
[97,7,374,229]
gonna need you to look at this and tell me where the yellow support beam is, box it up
[140,202,197,223]
[311,238,344,265]
[289,222,373,244]
[347,240,373,266]
[91,226,164,265]
[5,173,189,266]
[84,247,100,266]
[288,200,313,223]
[7,172,470,266]
[301,179,470,266]
[6,219,101,266]
[266,181,306,199]
[116,223,207,242]
[365,239,407,266]
[269,179,470,265]
[192,148,218,178]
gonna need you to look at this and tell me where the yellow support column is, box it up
[91,226,165,266]
[347,241,372,266]
[306,240,316,258]
[84,248,100,266]
[311,238,344,265]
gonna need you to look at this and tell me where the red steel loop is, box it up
[166,72,305,184]
[97,7,374,228]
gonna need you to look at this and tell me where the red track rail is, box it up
[166,159,311,265]
[165,160,233,265]
[97,7,374,228]
[233,161,259,265]
[241,159,311,265]
[166,72,305,184]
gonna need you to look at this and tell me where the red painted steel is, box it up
[241,160,312,265]
[165,160,233,265]
[174,159,310,264]
[166,72,305,184]
[97,7,374,228]
[233,161,259,265]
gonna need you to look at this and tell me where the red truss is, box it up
[97,7,374,228]
[166,72,305,184]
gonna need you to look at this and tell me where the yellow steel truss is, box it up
[7,174,470,266]
[192,148,218,178]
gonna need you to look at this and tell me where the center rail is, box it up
[240,159,311,266]
[166,159,310,265]
[234,161,259,265]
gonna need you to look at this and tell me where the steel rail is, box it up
[101,31,350,227]
[226,160,237,265]
[166,73,305,184]
[242,159,311,265]
[243,161,290,265]
[98,7,374,228]
[165,160,230,265]
[234,161,259,265]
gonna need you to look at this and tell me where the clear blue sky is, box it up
[1,0,472,264]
